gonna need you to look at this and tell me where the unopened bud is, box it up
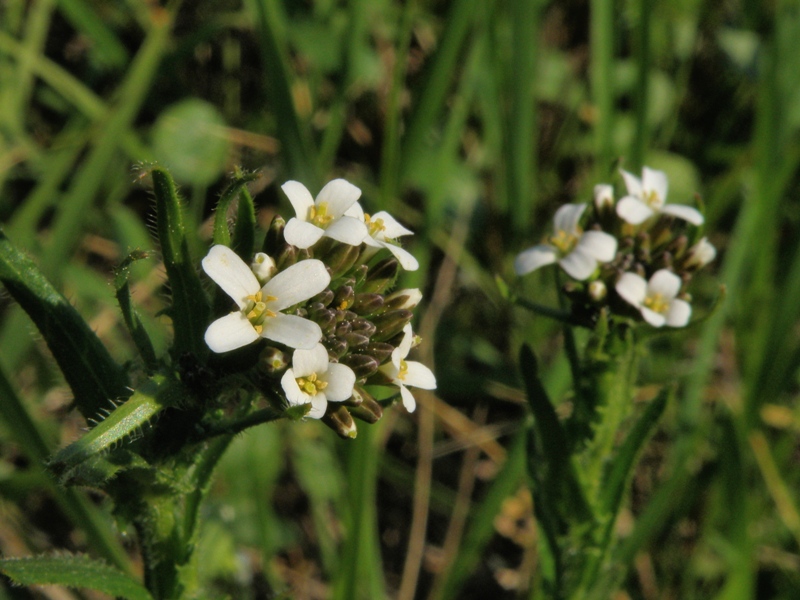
[352,264,369,288]
[322,405,358,439]
[344,332,370,350]
[324,337,348,359]
[251,252,277,283]
[262,215,286,256]
[335,321,352,337]
[311,308,337,335]
[340,354,380,379]
[588,280,607,302]
[333,285,355,310]
[310,289,334,307]
[683,237,716,271]
[383,288,422,311]
[259,346,289,374]
[371,309,413,342]
[361,258,399,293]
[350,318,377,338]
[594,184,615,212]
[325,242,362,279]
[354,341,394,363]
[351,293,384,316]
[347,395,383,424]
[275,244,297,270]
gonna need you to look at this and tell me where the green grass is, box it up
[2,1,800,598]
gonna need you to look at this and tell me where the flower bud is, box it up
[340,354,380,379]
[335,320,352,337]
[259,346,289,374]
[383,288,422,311]
[371,309,413,342]
[350,318,377,338]
[311,308,337,335]
[325,242,362,279]
[351,264,369,288]
[347,397,384,424]
[351,293,384,316]
[324,337,348,359]
[322,405,357,439]
[588,280,607,302]
[262,215,286,256]
[275,244,297,270]
[333,285,355,310]
[361,258,399,293]
[344,332,370,350]
[310,289,334,307]
[354,341,394,363]
[594,184,615,212]
[682,237,716,271]
[251,252,277,283]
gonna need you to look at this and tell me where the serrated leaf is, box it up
[0,230,129,422]
[49,375,183,480]
[0,555,152,600]
[115,251,158,372]
[151,168,211,359]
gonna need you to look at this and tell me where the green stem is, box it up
[590,0,615,176]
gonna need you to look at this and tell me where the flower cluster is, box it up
[203,179,435,437]
[515,166,716,328]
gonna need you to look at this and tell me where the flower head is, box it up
[615,268,691,327]
[281,344,356,418]
[202,245,330,352]
[282,179,369,249]
[345,203,419,271]
[616,167,704,226]
[378,324,437,412]
[514,203,617,280]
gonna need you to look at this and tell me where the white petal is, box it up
[403,361,437,390]
[399,385,417,412]
[620,169,643,198]
[371,211,414,239]
[616,272,648,307]
[594,184,615,210]
[576,230,618,262]
[559,249,596,280]
[262,259,331,310]
[291,343,330,378]
[392,324,414,365]
[260,313,322,349]
[514,244,558,276]
[553,203,586,234]
[665,298,691,327]
[640,306,667,327]
[284,218,325,249]
[307,394,328,419]
[281,181,315,221]
[381,242,419,271]
[616,196,654,225]
[647,269,682,299]
[642,167,668,206]
[661,204,704,226]
[345,201,366,220]
[205,312,260,353]
[379,361,400,381]
[281,369,307,405]
[323,216,369,245]
[324,364,356,402]
[202,245,260,308]
[315,178,362,218]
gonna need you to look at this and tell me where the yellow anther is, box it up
[644,190,660,208]
[644,293,668,314]
[398,359,409,381]
[296,372,327,395]
[253,324,263,335]
[308,202,333,228]
[549,229,578,254]
[365,214,386,237]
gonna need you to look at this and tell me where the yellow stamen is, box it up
[365,213,386,237]
[244,292,278,326]
[549,228,579,254]
[296,372,328,395]
[308,202,334,228]
[644,293,669,314]
[644,190,660,208]
[398,359,409,382]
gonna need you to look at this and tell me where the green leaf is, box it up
[49,375,182,481]
[0,554,152,600]
[0,230,129,421]
[151,168,211,359]
[115,250,159,372]
[232,188,257,261]
[212,169,261,255]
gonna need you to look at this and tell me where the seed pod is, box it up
[321,405,357,439]
[340,354,380,379]
[351,293,384,316]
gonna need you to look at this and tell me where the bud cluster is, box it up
[516,166,717,329]
[204,178,435,438]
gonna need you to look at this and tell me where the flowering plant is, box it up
[0,167,434,598]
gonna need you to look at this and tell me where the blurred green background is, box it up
[2,0,800,598]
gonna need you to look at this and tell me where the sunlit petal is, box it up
[262,259,331,310]
[616,196,654,225]
[642,167,668,206]
[371,211,414,239]
[281,181,315,221]
[323,216,368,245]
[380,242,419,271]
[284,218,325,249]
[291,344,329,378]
[316,178,362,217]
[260,313,322,349]
[514,244,558,276]
[404,361,437,390]
[553,203,586,234]
[640,306,667,327]
[616,272,648,307]
[399,385,417,412]
[204,312,260,353]
[202,245,260,308]
[647,269,681,299]
[577,230,617,262]
[620,169,643,198]
[661,204,704,226]
[665,299,691,327]
[559,248,596,280]
[324,364,356,402]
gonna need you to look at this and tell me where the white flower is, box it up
[594,183,615,212]
[251,252,276,283]
[202,245,330,352]
[616,167,704,226]
[615,269,691,328]
[684,236,716,270]
[282,179,369,249]
[281,344,356,419]
[514,203,618,280]
[378,324,436,412]
[345,203,419,270]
